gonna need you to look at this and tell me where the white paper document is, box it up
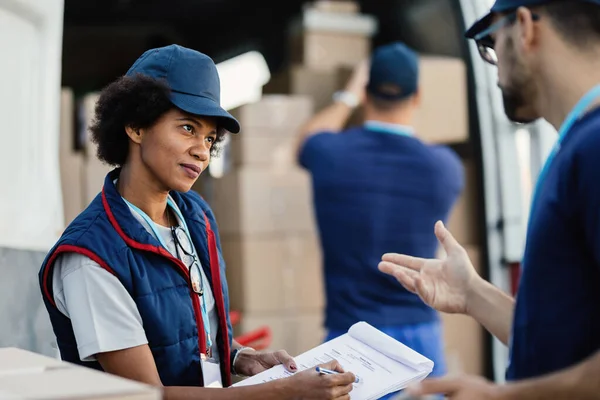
[232,321,434,400]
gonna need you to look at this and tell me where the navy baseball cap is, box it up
[366,42,419,101]
[126,44,240,133]
[466,0,600,39]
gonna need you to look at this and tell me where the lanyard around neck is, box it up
[121,196,213,352]
[122,196,192,250]
[526,84,600,240]
[122,198,172,249]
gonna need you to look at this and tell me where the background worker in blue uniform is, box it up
[39,44,356,400]
[294,41,465,393]
[379,0,600,398]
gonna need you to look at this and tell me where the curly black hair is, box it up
[89,73,226,166]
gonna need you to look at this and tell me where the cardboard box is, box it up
[228,130,296,167]
[210,166,316,235]
[0,347,64,373]
[227,95,313,167]
[288,7,377,69]
[235,314,297,354]
[221,233,324,313]
[263,66,353,112]
[262,57,466,139]
[230,95,313,131]
[80,93,113,205]
[413,56,468,144]
[83,159,112,205]
[291,31,371,70]
[446,160,480,245]
[261,65,362,137]
[59,88,85,227]
[0,348,161,399]
[79,92,99,151]
[438,246,485,376]
[235,311,325,357]
[295,312,326,355]
[312,0,360,14]
[344,55,468,143]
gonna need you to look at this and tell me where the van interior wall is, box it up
[60,0,467,92]
[60,0,308,92]
[362,0,465,58]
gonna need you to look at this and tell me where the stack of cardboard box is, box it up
[288,1,374,70]
[81,93,114,207]
[210,1,379,357]
[210,95,327,356]
[264,1,470,143]
[58,90,116,229]
[59,88,85,227]
[263,0,376,117]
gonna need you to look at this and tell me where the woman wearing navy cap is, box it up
[38,44,355,399]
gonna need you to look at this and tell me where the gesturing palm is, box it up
[378,221,479,314]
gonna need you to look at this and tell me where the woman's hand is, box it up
[234,348,297,377]
[284,360,356,400]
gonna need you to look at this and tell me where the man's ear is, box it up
[516,6,538,52]
[125,126,143,144]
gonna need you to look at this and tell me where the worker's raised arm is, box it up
[294,60,369,162]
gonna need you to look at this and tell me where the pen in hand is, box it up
[315,366,362,384]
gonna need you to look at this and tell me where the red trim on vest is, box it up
[204,214,232,387]
[42,245,115,307]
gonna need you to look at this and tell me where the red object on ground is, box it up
[230,310,273,350]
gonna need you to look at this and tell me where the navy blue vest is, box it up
[38,168,233,387]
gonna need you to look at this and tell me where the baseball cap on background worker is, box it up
[465,0,600,39]
[125,44,240,133]
[366,42,419,101]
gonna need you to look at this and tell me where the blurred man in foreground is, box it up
[380,0,600,398]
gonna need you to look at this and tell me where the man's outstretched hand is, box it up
[378,221,480,314]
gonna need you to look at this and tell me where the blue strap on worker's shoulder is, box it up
[364,120,414,137]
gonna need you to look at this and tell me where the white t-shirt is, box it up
[52,196,220,365]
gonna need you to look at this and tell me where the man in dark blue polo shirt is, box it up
[379,0,600,398]
[294,42,465,392]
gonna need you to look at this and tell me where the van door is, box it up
[458,0,532,383]
[0,0,65,251]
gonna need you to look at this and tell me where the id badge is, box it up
[202,358,222,388]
